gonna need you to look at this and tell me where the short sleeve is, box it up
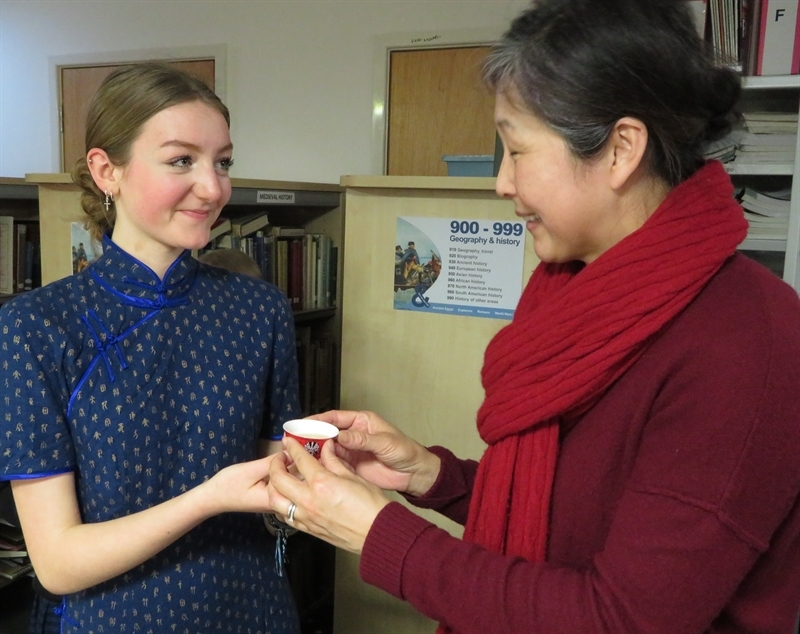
[0,297,75,479]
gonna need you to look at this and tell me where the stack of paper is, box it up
[738,186,791,240]
[742,112,799,135]
[736,129,797,164]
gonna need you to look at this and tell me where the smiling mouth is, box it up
[179,209,214,219]
[519,213,541,223]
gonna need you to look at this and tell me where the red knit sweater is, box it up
[360,254,800,634]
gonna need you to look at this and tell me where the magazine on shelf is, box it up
[743,112,799,135]
[739,186,792,217]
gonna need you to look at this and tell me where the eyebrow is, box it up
[161,140,234,153]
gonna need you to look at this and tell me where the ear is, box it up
[86,148,122,197]
[605,117,648,191]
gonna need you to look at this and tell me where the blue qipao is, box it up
[0,236,301,634]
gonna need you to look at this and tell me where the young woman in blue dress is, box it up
[0,63,302,634]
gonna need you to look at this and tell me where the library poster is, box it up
[71,223,103,274]
[393,216,525,320]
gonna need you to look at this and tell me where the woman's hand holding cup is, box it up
[312,410,442,498]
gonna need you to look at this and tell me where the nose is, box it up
[194,163,225,203]
[494,152,515,199]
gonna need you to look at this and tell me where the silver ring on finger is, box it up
[287,501,297,524]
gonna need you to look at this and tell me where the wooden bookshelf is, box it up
[0,177,39,306]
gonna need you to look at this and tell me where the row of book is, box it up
[704,111,798,165]
[696,0,800,76]
[737,185,792,239]
[296,327,338,416]
[200,213,339,313]
[0,485,32,589]
[0,216,41,296]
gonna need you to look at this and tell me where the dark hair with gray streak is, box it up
[482,0,741,187]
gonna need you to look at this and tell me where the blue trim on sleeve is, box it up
[0,468,74,482]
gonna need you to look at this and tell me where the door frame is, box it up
[370,28,503,175]
[48,44,227,173]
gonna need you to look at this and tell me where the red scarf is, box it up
[437,161,747,634]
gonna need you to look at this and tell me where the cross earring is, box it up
[104,191,113,212]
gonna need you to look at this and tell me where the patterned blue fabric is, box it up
[0,236,301,634]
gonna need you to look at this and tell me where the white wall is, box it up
[0,0,529,184]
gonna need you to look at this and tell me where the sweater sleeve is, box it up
[358,266,800,634]
[401,446,479,526]
[360,495,773,634]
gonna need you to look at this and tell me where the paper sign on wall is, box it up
[71,223,103,274]
[393,216,525,320]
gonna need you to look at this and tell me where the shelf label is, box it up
[257,191,296,204]
[393,216,525,320]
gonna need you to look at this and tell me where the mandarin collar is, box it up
[87,235,197,309]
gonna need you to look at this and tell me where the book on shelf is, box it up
[743,0,764,74]
[0,217,41,296]
[687,0,708,37]
[24,240,35,290]
[268,226,306,237]
[742,112,799,135]
[14,221,27,292]
[216,234,235,250]
[744,209,790,226]
[329,246,339,304]
[735,149,796,161]
[735,184,792,240]
[303,234,316,310]
[744,222,790,238]
[295,327,337,416]
[201,228,337,313]
[254,232,276,283]
[0,523,24,555]
[739,131,797,147]
[231,212,270,238]
[288,238,304,310]
[0,557,32,581]
[276,238,289,298]
[0,216,13,294]
[209,216,232,241]
[756,0,800,76]
[0,549,27,559]
[712,113,798,166]
[295,326,313,413]
[703,134,739,162]
[313,332,337,413]
[705,0,800,76]
[738,185,792,217]
[708,0,743,66]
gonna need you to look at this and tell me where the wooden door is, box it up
[60,59,215,172]
[387,46,496,176]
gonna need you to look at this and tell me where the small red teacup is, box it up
[282,419,339,459]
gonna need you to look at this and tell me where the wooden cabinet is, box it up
[334,175,538,634]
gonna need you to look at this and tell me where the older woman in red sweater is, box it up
[267,0,800,632]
